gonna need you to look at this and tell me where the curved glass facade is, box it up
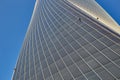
[12,0,120,80]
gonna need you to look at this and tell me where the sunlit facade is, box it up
[12,0,120,80]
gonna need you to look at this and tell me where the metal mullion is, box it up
[40,2,64,80]
[25,40,30,80]
[48,0,118,79]
[44,1,90,80]
[51,2,120,79]
[17,53,23,80]
[31,28,38,80]
[45,0,93,80]
[48,0,116,79]
[55,0,120,55]
[48,0,102,79]
[43,0,88,80]
[23,41,29,80]
[62,0,120,39]
[40,5,54,80]
[81,23,120,70]
[18,43,27,80]
[52,0,120,73]
[38,15,65,80]
[49,0,117,79]
[35,1,47,80]
[20,51,25,80]
[13,48,23,80]
[53,0,120,70]
[44,0,83,79]
[38,2,55,80]
[39,16,64,80]
[60,0,120,49]
[36,8,52,80]
[42,0,76,80]
[29,32,34,79]
[41,0,68,80]
[28,34,32,80]
[35,25,45,80]
[82,21,120,65]
[56,0,120,57]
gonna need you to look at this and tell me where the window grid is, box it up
[46,0,119,79]
[12,0,120,80]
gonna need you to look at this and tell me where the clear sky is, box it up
[96,0,120,25]
[0,0,35,80]
[0,0,119,80]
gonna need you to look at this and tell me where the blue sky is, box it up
[0,0,119,80]
[0,0,35,80]
[96,0,120,25]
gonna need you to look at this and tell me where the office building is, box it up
[12,0,120,80]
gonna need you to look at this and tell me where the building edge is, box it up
[11,0,38,80]
[66,0,120,35]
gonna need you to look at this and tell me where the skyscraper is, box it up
[12,0,120,80]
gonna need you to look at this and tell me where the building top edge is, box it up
[67,0,120,35]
